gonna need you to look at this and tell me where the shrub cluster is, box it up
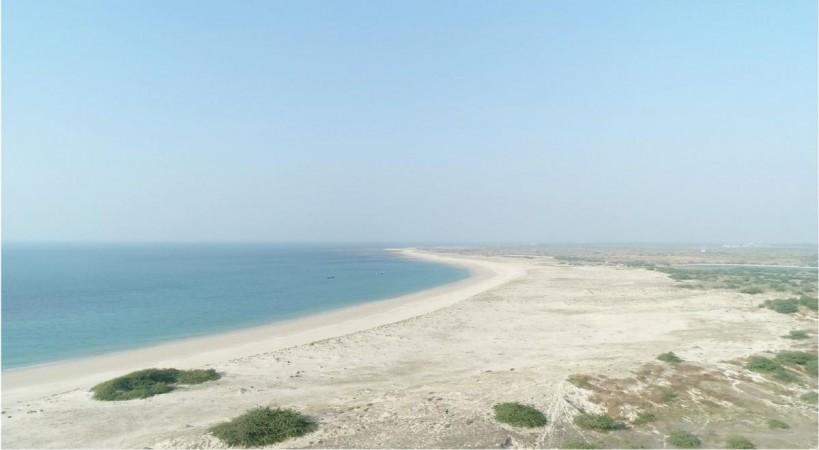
[560,441,600,449]
[799,295,818,311]
[210,407,316,447]
[573,413,625,432]
[725,436,755,449]
[632,411,656,425]
[766,419,789,429]
[775,351,818,377]
[92,368,220,401]
[657,352,683,364]
[783,329,811,340]
[493,402,548,427]
[744,357,796,382]
[799,391,818,404]
[668,430,701,448]
[761,298,800,314]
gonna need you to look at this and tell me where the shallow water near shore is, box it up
[2,243,469,369]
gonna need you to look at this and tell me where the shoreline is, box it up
[3,249,525,397]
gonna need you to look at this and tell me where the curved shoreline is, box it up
[3,249,525,397]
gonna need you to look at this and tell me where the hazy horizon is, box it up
[3,0,817,244]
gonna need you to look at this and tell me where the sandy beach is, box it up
[2,249,816,448]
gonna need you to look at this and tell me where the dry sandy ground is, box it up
[2,251,816,448]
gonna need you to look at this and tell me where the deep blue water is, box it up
[1,243,468,369]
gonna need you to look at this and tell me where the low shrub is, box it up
[657,352,683,364]
[745,356,780,372]
[806,359,818,377]
[800,391,818,404]
[799,295,818,311]
[668,430,701,448]
[726,436,755,449]
[573,413,625,432]
[493,402,548,427]
[762,299,799,314]
[744,355,798,382]
[783,330,811,340]
[209,407,316,447]
[775,351,817,367]
[561,441,600,449]
[176,369,220,384]
[91,368,221,401]
[773,352,818,378]
[632,411,656,425]
[766,419,789,429]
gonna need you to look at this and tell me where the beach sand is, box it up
[2,250,816,448]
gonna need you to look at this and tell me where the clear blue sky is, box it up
[3,0,816,244]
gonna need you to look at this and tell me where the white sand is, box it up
[2,250,813,448]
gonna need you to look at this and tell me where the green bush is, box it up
[799,295,818,311]
[745,356,796,382]
[561,441,600,449]
[775,351,818,367]
[633,411,656,425]
[783,330,811,340]
[176,369,220,384]
[210,407,316,447]
[745,356,780,372]
[91,368,221,401]
[668,430,701,448]
[573,413,625,432]
[800,391,818,404]
[743,355,798,382]
[806,359,818,377]
[657,352,683,364]
[766,419,789,429]
[725,436,755,449]
[493,402,548,427]
[762,299,799,314]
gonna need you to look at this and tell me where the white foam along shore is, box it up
[3,249,525,400]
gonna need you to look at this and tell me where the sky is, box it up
[3,0,817,244]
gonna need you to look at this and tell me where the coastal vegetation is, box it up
[783,329,811,340]
[761,298,800,314]
[657,352,683,364]
[725,436,755,449]
[774,351,818,377]
[91,368,220,401]
[744,356,797,382]
[799,391,818,404]
[632,411,656,425]
[209,407,316,447]
[560,441,600,449]
[766,419,789,429]
[493,402,548,427]
[573,413,625,432]
[667,430,701,448]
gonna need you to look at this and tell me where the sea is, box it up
[1,243,469,369]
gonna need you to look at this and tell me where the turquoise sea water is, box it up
[1,244,468,369]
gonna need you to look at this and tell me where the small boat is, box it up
[326,275,335,279]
